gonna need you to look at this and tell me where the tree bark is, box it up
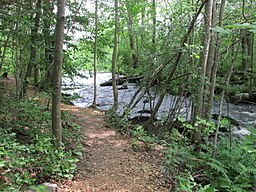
[241,29,248,73]
[43,0,55,88]
[152,0,156,45]
[14,3,22,99]
[207,0,226,119]
[111,0,119,111]
[126,6,138,69]
[92,0,98,108]
[203,0,217,119]
[0,33,11,71]
[52,0,65,148]
[191,0,215,152]
[140,5,145,48]
[247,32,254,93]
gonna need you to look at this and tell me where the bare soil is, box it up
[59,105,168,192]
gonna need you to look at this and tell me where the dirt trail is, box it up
[0,78,168,192]
[59,105,168,192]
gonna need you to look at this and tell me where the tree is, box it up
[191,0,217,152]
[52,0,65,148]
[24,0,42,91]
[145,0,207,128]
[92,0,99,108]
[43,0,55,88]
[0,32,11,71]
[152,0,156,45]
[14,1,22,99]
[125,0,138,69]
[112,0,119,111]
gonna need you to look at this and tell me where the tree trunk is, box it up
[241,29,248,73]
[111,0,119,111]
[191,0,216,152]
[192,0,213,122]
[152,0,157,65]
[14,3,22,99]
[43,0,55,88]
[207,0,226,118]
[203,0,217,119]
[141,5,145,48]
[247,32,254,93]
[52,0,65,148]
[0,33,11,71]
[126,8,138,69]
[25,0,42,80]
[152,0,156,45]
[92,0,98,108]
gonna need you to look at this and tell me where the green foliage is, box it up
[176,116,216,142]
[106,112,157,151]
[0,93,82,191]
[130,125,157,151]
[112,116,255,191]
[108,110,256,191]
[163,134,256,191]
[177,173,215,192]
[206,139,256,191]
[242,127,256,153]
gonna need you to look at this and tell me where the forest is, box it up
[0,0,256,191]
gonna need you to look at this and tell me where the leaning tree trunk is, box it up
[52,0,65,148]
[111,0,119,111]
[92,0,98,108]
[145,0,207,127]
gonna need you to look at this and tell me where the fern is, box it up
[206,158,231,182]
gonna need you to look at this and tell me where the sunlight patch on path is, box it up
[87,130,116,139]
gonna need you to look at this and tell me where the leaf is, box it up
[0,161,5,167]
[212,26,232,34]
[225,23,256,29]
[74,151,82,156]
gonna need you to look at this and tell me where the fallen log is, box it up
[100,76,143,86]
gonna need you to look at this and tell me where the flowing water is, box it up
[62,72,256,136]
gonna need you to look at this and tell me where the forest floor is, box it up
[0,78,169,192]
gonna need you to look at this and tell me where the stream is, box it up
[62,72,256,137]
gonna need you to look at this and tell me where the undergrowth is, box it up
[0,92,82,191]
[107,112,256,191]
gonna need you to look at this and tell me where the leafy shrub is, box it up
[0,93,82,191]
[206,139,256,191]
[163,133,256,191]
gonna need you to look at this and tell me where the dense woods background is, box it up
[0,0,256,191]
